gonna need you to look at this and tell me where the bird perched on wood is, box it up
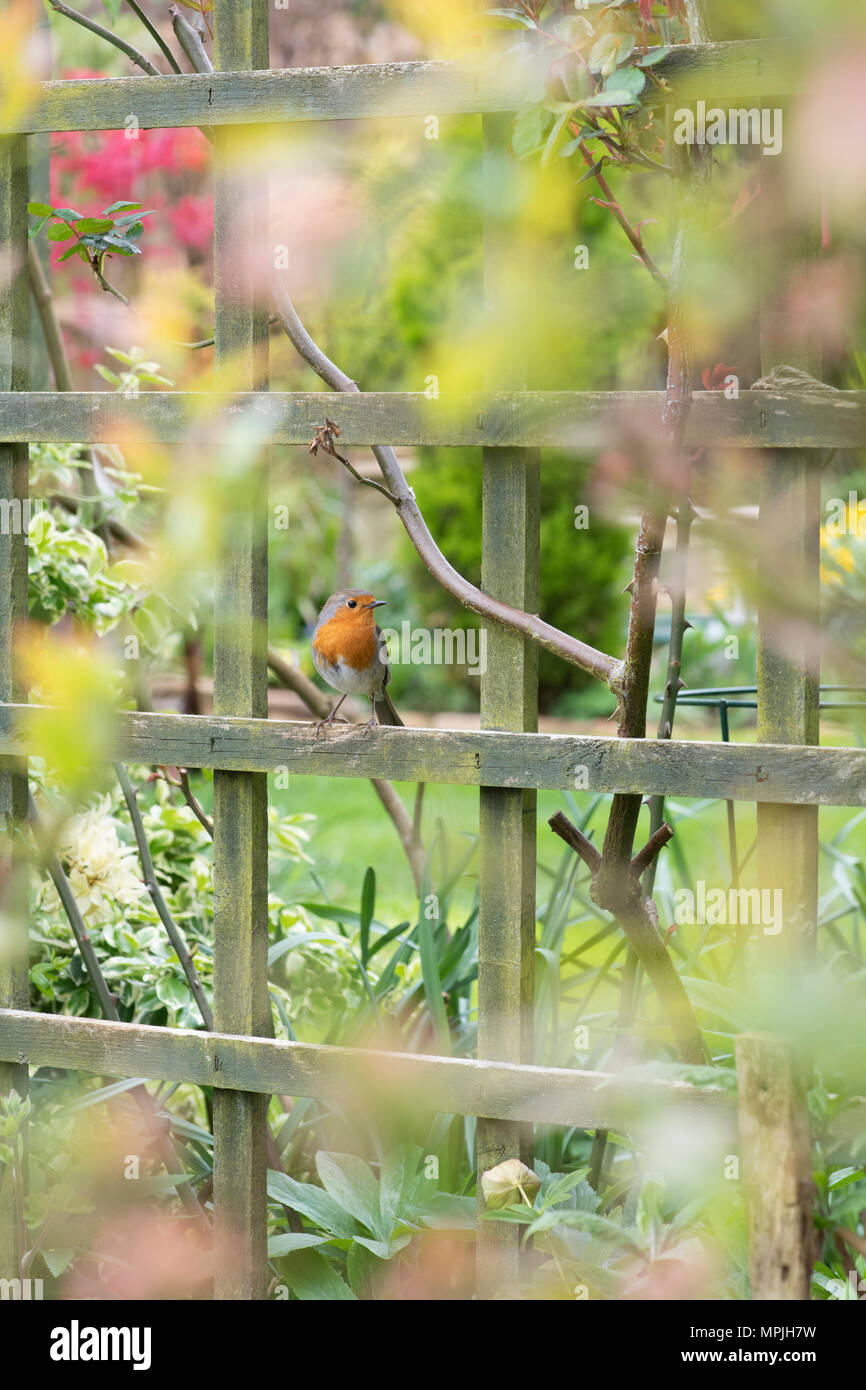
[311,589,403,736]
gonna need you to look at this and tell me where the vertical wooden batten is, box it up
[476,111,540,1296]
[755,155,821,968]
[0,124,29,1281]
[749,151,818,1298]
[735,1033,813,1300]
[211,0,271,1301]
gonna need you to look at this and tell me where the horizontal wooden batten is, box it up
[1,705,864,806]
[0,1008,734,1133]
[0,389,861,449]
[3,41,796,135]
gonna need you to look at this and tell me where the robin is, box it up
[310,588,403,736]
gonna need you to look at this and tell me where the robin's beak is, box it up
[366,599,387,609]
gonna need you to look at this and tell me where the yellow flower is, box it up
[832,544,856,574]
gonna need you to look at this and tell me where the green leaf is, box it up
[416,890,450,1052]
[379,1144,422,1227]
[27,201,52,217]
[485,7,537,27]
[354,1232,412,1259]
[93,364,122,387]
[829,1167,866,1190]
[267,930,345,966]
[75,217,114,235]
[267,1232,331,1256]
[114,210,155,226]
[316,1152,384,1240]
[606,66,645,99]
[46,224,76,241]
[541,109,573,167]
[56,244,89,264]
[62,1077,148,1112]
[588,32,620,77]
[101,200,142,215]
[414,1191,477,1229]
[91,232,140,254]
[541,1167,597,1209]
[41,1247,75,1278]
[512,103,550,159]
[359,867,375,968]
[527,1208,646,1255]
[346,1241,381,1295]
[155,976,189,1010]
[580,90,641,109]
[50,208,81,221]
[560,132,590,158]
[267,1170,359,1239]
[636,45,672,67]
[578,157,606,184]
[680,977,751,1029]
[279,1249,356,1300]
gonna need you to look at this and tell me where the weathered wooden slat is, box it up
[0,125,29,1285]
[210,0,271,1304]
[756,168,821,967]
[1,41,796,135]
[1,704,864,805]
[735,1033,812,1299]
[0,1008,735,1135]
[476,110,540,1294]
[1,388,861,448]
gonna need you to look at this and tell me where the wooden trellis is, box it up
[0,3,860,1299]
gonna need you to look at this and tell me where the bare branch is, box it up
[177,769,213,839]
[115,762,213,1028]
[630,821,674,878]
[548,809,602,873]
[578,143,667,291]
[271,276,621,687]
[124,0,182,73]
[170,4,213,74]
[48,0,161,75]
[27,242,73,392]
[549,809,704,1064]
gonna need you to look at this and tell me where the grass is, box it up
[270,718,864,925]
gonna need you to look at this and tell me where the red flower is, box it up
[168,193,214,252]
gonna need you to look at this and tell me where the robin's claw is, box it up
[312,714,350,737]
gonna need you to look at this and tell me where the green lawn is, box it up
[270,759,865,931]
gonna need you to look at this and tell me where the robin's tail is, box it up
[375,689,403,727]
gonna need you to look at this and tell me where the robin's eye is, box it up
[346,599,357,609]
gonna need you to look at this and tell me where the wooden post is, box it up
[211,0,271,1301]
[748,153,818,1300]
[755,159,820,966]
[735,1032,813,1299]
[27,0,51,390]
[476,112,540,1296]
[0,127,29,1282]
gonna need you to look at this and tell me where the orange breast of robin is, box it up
[314,610,378,670]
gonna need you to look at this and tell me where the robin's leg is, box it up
[363,693,379,728]
[313,693,349,738]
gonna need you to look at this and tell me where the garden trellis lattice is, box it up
[0,2,862,1299]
